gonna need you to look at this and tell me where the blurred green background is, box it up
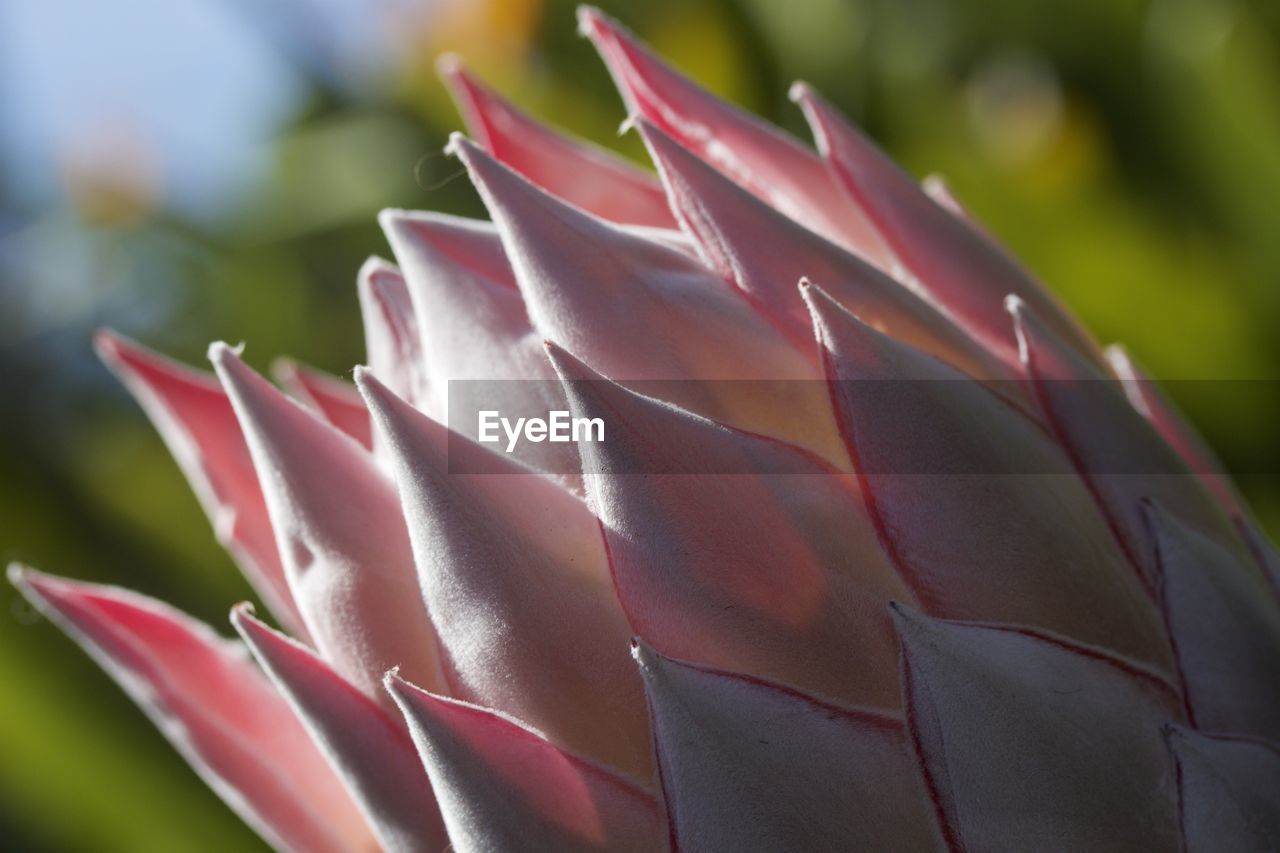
[1,0,1278,849]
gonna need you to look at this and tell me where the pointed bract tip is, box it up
[799,277,833,306]
[633,118,690,166]
[270,357,299,385]
[449,133,511,182]
[576,5,608,37]
[446,133,509,188]
[93,327,127,362]
[435,52,465,80]
[1161,721,1192,748]
[352,366,397,417]
[787,80,815,105]
[352,367,426,451]
[6,561,30,589]
[1004,293,1028,318]
[799,277,857,336]
[788,83,849,156]
[228,601,258,632]
[800,281,831,342]
[7,564,81,610]
[630,115,660,144]
[376,207,411,236]
[541,338,565,358]
[382,667,410,700]
[444,131,475,160]
[886,600,930,638]
[629,636,661,671]
[1103,342,1131,367]
[93,329,167,378]
[352,365,406,415]
[1005,295,1036,365]
[206,340,246,370]
[543,340,601,386]
[230,602,305,662]
[436,57,498,150]
[921,173,949,198]
[357,255,397,285]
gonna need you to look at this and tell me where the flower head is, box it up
[12,9,1280,852]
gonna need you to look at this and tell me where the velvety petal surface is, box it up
[920,174,970,220]
[386,674,665,853]
[1167,726,1280,853]
[634,642,941,852]
[10,566,371,853]
[579,7,892,264]
[358,369,650,778]
[232,605,448,853]
[210,344,445,702]
[806,284,1171,670]
[378,209,578,479]
[96,331,304,635]
[439,55,675,229]
[1149,504,1280,741]
[893,606,1182,853]
[550,343,912,710]
[450,133,846,464]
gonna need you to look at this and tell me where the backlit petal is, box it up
[439,55,676,229]
[95,330,304,635]
[232,605,448,852]
[210,343,445,702]
[579,7,892,263]
[792,82,1103,370]
[10,566,371,853]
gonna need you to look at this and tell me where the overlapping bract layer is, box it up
[13,9,1280,853]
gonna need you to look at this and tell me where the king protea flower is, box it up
[11,9,1280,852]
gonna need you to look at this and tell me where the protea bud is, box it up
[11,8,1280,852]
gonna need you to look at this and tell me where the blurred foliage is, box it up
[1,0,1278,848]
